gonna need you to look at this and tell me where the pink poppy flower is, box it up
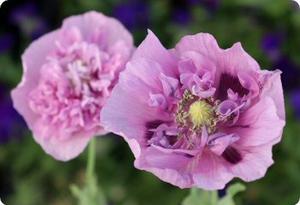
[101,30,285,190]
[11,11,134,161]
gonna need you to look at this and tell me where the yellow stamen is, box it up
[189,101,214,128]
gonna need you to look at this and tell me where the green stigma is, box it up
[189,101,214,128]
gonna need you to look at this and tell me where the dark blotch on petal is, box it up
[145,120,164,139]
[218,73,249,100]
[222,146,242,164]
[183,153,194,158]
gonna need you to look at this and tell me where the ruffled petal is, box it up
[132,30,177,76]
[226,144,274,182]
[62,11,133,49]
[11,31,59,130]
[134,146,193,188]
[32,120,100,161]
[260,70,285,120]
[228,97,285,147]
[219,43,260,74]
[175,33,221,61]
[101,59,172,144]
[192,151,234,190]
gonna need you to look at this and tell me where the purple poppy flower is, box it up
[101,30,285,190]
[11,12,134,161]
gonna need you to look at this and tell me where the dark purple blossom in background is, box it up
[172,8,191,25]
[274,56,300,91]
[188,0,220,12]
[10,3,49,40]
[187,0,198,4]
[0,34,14,53]
[0,87,25,144]
[113,0,149,30]
[201,0,220,11]
[171,0,220,25]
[290,90,300,119]
[261,32,284,61]
[171,0,192,25]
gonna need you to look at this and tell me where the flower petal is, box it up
[227,144,274,182]
[11,31,59,130]
[192,151,234,190]
[175,33,221,61]
[228,97,285,147]
[132,30,177,76]
[135,146,193,188]
[220,43,260,74]
[32,120,99,161]
[62,11,133,48]
[260,70,285,120]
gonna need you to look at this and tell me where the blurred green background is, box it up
[0,0,300,204]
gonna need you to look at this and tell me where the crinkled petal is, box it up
[219,43,260,74]
[134,146,193,188]
[208,133,240,156]
[192,151,234,190]
[175,33,221,62]
[11,31,59,130]
[227,144,274,182]
[33,120,101,161]
[101,59,172,146]
[228,97,285,147]
[132,30,177,76]
[62,11,133,49]
[260,70,285,120]
[101,84,166,141]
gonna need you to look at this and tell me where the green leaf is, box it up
[70,175,106,205]
[182,188,218,205]
[182,183,245,205]
[217,183,246,205]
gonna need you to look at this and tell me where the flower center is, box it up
[189,101,214,129]
[175,90,217,133]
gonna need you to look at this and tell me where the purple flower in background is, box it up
[11,11,134,161]
[202,0,220,11]
[188,0,220,12]
[274,56,300,91]
[113,0,149,30]
[187,0,198,4]
[0,87,25,144]
[261,32,284,60]
[10,3,49,40]
[290,90,300,119]
[171,0,192,25]
[0,34,14,53]
[173,8,192,25]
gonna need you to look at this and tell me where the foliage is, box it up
[182,183,245,205]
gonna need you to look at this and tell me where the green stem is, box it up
[211,190,218,205]
[86,138,96,181]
